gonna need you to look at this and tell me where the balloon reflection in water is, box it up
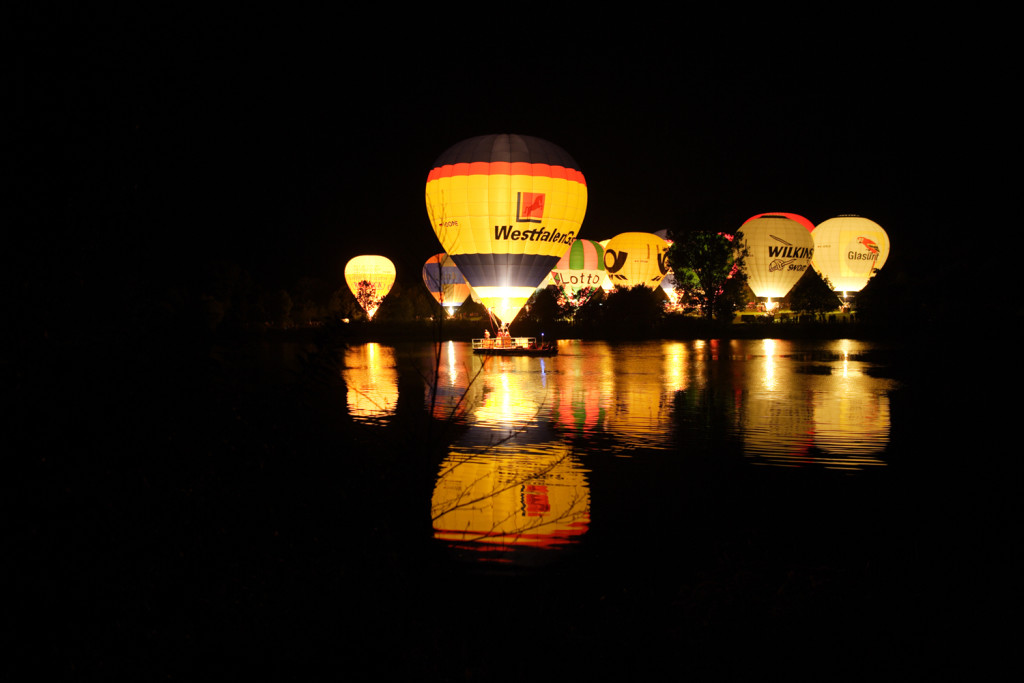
[343,343,398,424]
[424,340,474,421]
[739,339,891,469]
[547,340,616,440]
[811,339,892,462]
[431,439,590,558]
[603,341,682,450]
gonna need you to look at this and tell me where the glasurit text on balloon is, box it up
[848,251,879,261]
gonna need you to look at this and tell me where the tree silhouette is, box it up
[668,229,749,321]
[788,268,841,317]
[554,283,600,323]
[356,279,382,319]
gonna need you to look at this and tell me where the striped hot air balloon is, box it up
[421,252,472,316]
[551,239,606,293]
[424,134,588,326]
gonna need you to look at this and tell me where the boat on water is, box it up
[471,337,558,356]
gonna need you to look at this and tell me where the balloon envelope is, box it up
[654,229,679,303]
[421,252,472,314]
[599,239,614,292]
[603,232,670,290]
[551,239,606,293]
[744,212,815,232]
[424,134,588,325]
[811,215,890,293]
[740,216,814,298]
[344,255,396,319]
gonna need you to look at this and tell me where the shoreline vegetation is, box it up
[240,312,909,346]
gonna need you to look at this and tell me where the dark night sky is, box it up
[17,8,997,303]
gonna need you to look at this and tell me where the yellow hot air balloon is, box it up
[344,255,396,320]
[743,212,815,232]
[424,134,588,327]
[811,215,890,294]
[740,215,814,301]
[603,232,669,290]
[654,229,680,307]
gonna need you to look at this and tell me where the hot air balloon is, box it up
[551,239,606,293]
[421,252,472,316]
[344,255,396,320]
[811,215,890,295]
[654,229,680,307]
[740,215,814,304]
[743,212,815,232]
[599,239,614,293]
[424,134,588,327]
[603,232,669,290]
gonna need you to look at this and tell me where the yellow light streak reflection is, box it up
[344,343,398,424]
[762,338,777,391]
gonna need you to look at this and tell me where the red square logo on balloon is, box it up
[517,192,545,223]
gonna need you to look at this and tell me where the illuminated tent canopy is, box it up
[603,232,669,290]
[424,134,588,326]
[811,215,890,294]
[740,215,814,300]
[344,255,396,320]
[421,252,472,315]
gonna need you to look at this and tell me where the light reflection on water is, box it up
[344,338,898,561]
[430,439,590,563]
[343,343,398,424]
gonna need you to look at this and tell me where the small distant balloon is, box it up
[344,255,396,320]
[422,253,472,316]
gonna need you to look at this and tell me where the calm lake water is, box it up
[341,338,902,566]
[51,333,1004,679]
